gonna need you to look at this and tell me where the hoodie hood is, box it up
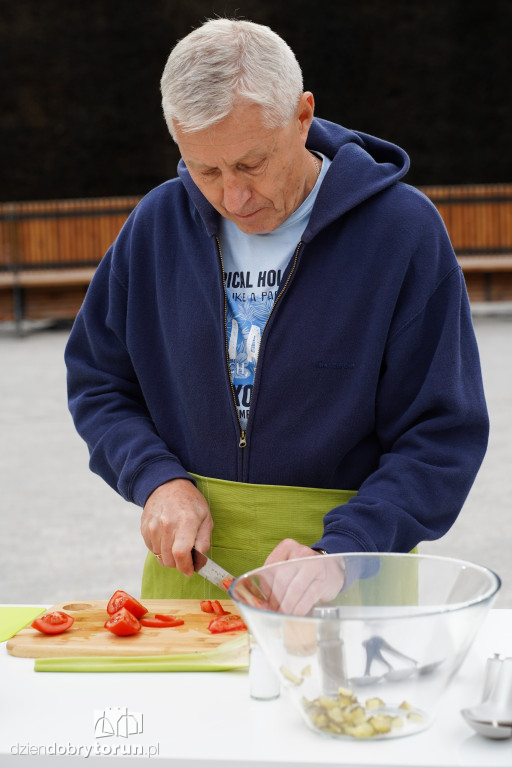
[303,119,410,240]
[177,117,410,239]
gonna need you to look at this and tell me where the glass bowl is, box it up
[229,553,500,740]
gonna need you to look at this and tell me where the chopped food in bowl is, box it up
[230,553,500,739]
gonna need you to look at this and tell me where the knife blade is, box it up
[191,547,235,593]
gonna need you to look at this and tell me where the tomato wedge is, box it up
[32,611,74,635]
[212,599,230,616]
[140,614,185,628]
[208,614,247,634]
[200,599,229,615]
[106,590,148,618]
[222,576,235,591]
[104,607,141,636]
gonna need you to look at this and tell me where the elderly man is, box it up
[65,18,488,601]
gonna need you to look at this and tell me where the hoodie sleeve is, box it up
[64,243,194,508]
[314,208,489,555]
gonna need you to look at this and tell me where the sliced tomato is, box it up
[200,600,229,615]
[212,599,230,616]
[140,614,185,628]
[208,613,247,634]
[200,600,214,613]
[155,613,185,627]
[222,576,235,591]
[106,590,148,618]
[104,607,141,636]
[32,611,74,635]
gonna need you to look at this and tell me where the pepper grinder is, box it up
[313,605,347,696]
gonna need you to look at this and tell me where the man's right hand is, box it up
[140,478,213,577]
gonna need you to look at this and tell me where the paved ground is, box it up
[1,311,511,607]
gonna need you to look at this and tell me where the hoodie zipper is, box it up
[216,236,303,455]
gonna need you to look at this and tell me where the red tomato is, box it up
[212,600,230,616]
[31,611,74,635]
[208,614,247,634]
[222,576,235,591]
[140,614,185,628]
[104,607,141,636]
[200,600,214,613]
[106,590,148,618]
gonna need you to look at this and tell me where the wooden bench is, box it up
[456,255,512,302]
[420,183,512,303]
[0,196,139,331]
[0,267,97,326]
[1,186,512,331]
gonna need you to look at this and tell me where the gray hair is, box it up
[161,18,304,139]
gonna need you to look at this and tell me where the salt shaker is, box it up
[249,634,281,700]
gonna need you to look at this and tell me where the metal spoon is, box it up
[461,710,512,740]
[350,636,443,685]
[461,655,512,740]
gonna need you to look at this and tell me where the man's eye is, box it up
[239,162,263,173]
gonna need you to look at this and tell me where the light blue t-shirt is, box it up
[220,153,331,429]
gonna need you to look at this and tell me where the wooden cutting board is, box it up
[6,599,246,658]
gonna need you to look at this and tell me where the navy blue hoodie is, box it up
[65,118,489,555]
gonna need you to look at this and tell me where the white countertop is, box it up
[1,608,511,767]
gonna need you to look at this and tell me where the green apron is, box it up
[141,474,417,604]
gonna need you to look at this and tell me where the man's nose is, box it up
[222,174,252,213]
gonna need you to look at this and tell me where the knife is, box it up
[191,547,235,593]
[192,547,270,607]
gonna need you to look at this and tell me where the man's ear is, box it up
[297,91,315,139]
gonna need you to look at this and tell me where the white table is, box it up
[1,608,511,767]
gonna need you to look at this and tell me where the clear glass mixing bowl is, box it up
[230,553,500,740]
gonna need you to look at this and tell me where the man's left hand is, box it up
[261,539,344,615]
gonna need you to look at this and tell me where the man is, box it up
[65,19,488,602]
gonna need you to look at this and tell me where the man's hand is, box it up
[140,478,213,576]
[261,538,345,615]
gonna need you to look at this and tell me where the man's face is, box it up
[174,94,315,234]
